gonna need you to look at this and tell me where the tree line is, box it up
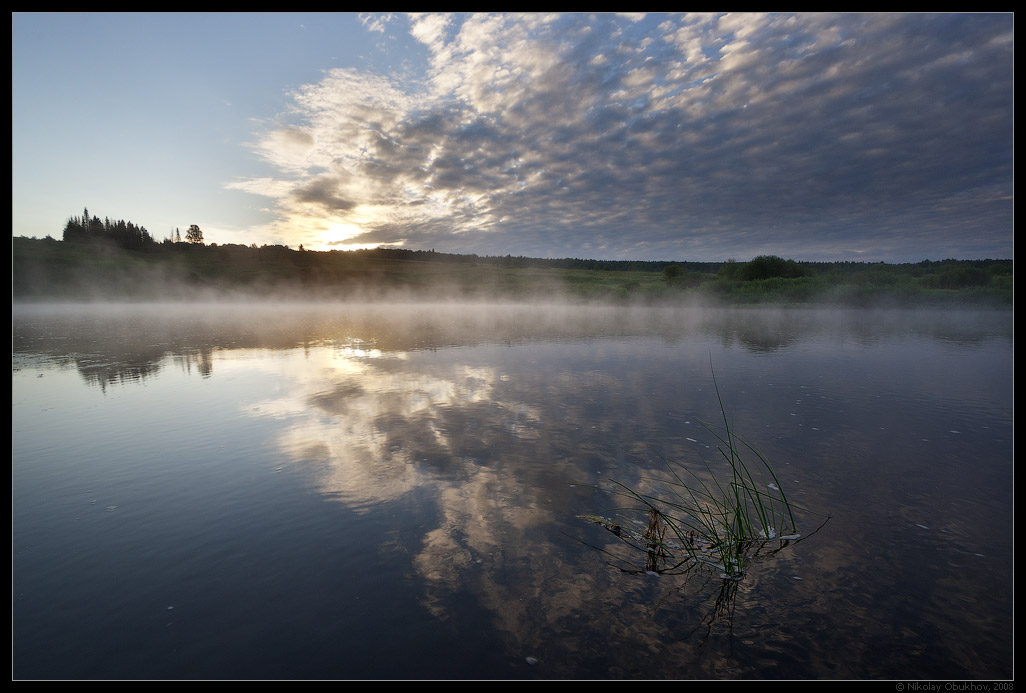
[47,207,1009,289]
[61,207,202,250]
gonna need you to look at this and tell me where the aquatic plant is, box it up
[582,365,811,580]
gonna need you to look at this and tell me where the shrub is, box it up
[738,255,812,281]
[919,266,992,290]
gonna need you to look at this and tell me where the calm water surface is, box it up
[12,302,1013,680]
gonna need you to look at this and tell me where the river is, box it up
[12,302,1013,680]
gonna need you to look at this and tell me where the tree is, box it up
[738,255,811,281]
[662,263,702,288]
[717,259,741,279]
[185,225,204,244]
[662,264,684,283]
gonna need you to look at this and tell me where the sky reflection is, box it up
[13,303,1012,678]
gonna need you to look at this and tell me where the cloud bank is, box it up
[229,13,1012,262]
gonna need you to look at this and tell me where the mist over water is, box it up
[13,298,1012,351]
[12,300,1013,679]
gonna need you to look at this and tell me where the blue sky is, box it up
[12,12,1013,262]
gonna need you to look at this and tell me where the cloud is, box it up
[292,175,359,213]
[231,13,1012,261]
[408,12,451,50]
[359,12,395,34]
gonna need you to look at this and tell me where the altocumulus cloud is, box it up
[228,12,1012,262]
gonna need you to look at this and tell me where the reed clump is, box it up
[582,366,807,580]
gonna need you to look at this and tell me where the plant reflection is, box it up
[579,508,813,647]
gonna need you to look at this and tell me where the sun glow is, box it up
[322,223,364,245]
[312,223,381,252]
[326,241,390,251]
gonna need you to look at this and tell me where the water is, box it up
[12,302,1013,680]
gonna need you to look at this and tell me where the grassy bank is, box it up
[12,236,1012,306]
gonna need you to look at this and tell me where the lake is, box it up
[12,301,1013,680]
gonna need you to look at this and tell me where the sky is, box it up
[12,12,1014,263]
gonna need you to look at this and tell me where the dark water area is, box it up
[12,302,1013,680]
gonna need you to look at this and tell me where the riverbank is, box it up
[12,236,1012,307]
